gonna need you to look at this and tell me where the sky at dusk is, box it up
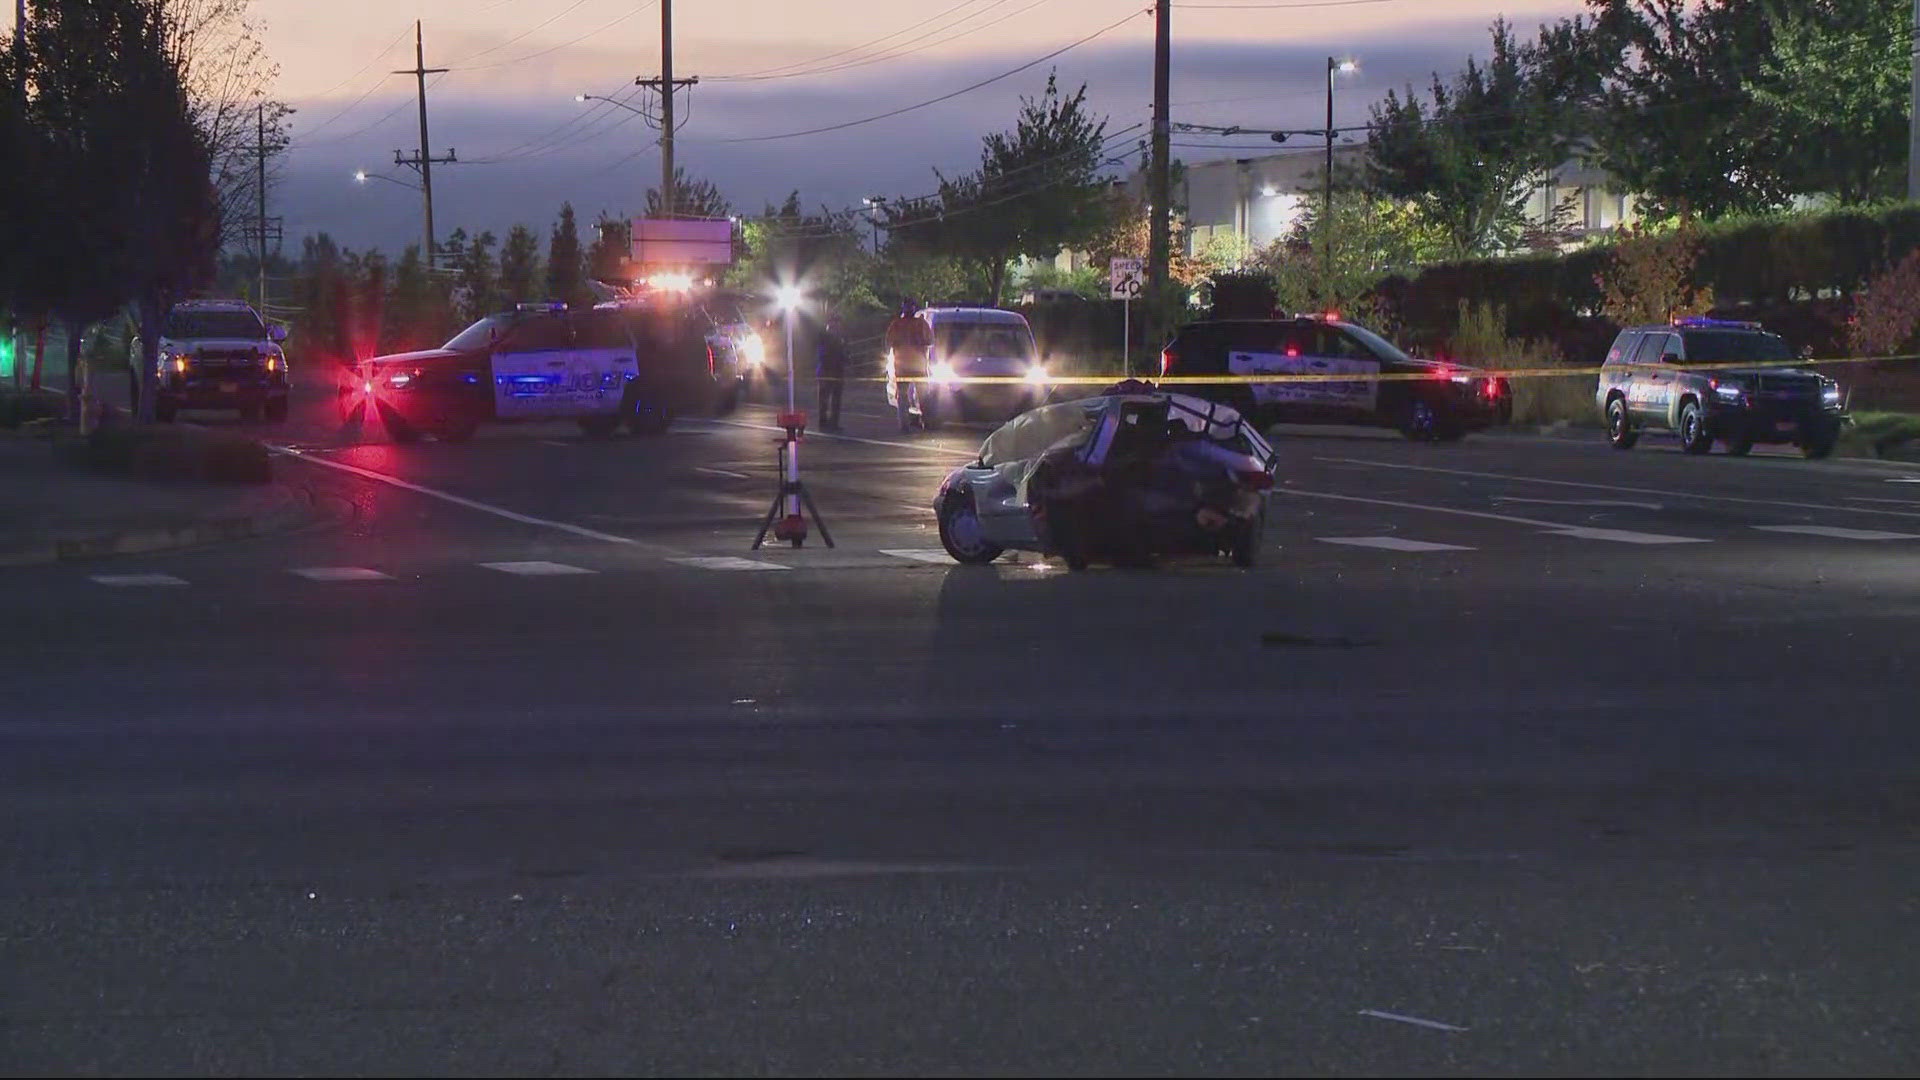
[16,0,1595,254]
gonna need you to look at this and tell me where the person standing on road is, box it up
[885,298,934,432]
[816,317,849,432]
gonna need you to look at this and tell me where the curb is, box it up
[0,485,323,569]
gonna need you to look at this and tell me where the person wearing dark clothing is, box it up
[816,321,849,431]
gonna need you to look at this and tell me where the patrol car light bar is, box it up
[1671,316,1762,330]
[517,301,567,313]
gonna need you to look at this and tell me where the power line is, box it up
[703,7,1148,144]
[449,1,660,72]
[1172,0,1406,9]
[707,0,995,80]
[445,0,598,68]
[294,24,418,141]
[709,0,1060,85]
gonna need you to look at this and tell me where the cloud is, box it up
[277,11,1548,255]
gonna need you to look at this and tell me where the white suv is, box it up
[131,299,290,422]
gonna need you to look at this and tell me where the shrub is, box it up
[1447,300,1597,427]
[1846,247,1920,357]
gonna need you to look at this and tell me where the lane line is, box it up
[1316,455,1920,520]
[1358,1009,1468,1033]
[1279,487,1711,544]
[694,466,752,480]
[537,439,572,448]
[90,573,188,587]
[270,445,648,546]
[1317,536,1474,553]
[479,561,597,576]
[880,548,955,564]
[291,567,394,582]
[1493,496,1664,511]
[1753,525,1920,541]
[670,556,790,571]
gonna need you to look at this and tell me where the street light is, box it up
[578,93,651,119]
[1324,56,1358,289]
[354,169,420,192]
[861,196,887,257]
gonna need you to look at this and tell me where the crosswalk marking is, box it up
[89,573,188,587]
[292,567,393,582]
[670,556,790,571]
[880,548,955,564]
[1316,536,1474,553]
[1753,525,1920,541]
[1543,527,1709,545]
[480,561,598,576]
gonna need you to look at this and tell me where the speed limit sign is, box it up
[1109,258,1145,300]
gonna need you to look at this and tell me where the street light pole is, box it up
[863,196,887,256]
[1324,57,1356,293]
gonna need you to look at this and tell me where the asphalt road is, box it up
[5,370,1919,1075]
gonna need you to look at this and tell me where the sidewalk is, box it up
[0,430,317,567]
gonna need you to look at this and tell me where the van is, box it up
[886,306,1050,429]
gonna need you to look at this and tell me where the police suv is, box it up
[131,299,291,422]
[1597,317,1848,458]
[348,302,717,443]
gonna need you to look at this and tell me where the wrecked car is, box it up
[933,383,1278,569]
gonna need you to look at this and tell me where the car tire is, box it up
[937,491,1003,565]
[713,383,741,417]
[622,384,672,435]
[1400,398,1440,441]
[1678,399,1713,455]
[1725,432,1755,456]
[241,402,265,423]
[379,403,420,444]
[1606,396,1637,450]
[578,414,621,439]
[436,417,478,443]
[265,398,289,424]
[1802,426,1839,459]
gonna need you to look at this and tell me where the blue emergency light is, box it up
[517,301,567,313]
[1671,316,1762,330]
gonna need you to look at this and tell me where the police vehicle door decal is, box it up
[491,314,578,419]
[569,310,638,416]
[1228,349,1379,410]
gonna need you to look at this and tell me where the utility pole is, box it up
[394,20,454,270]
[257,104,268,312]
[1910,0,1919,201]
[660,0,673,217]
[1147,0,1171,337]
[1325,56,1336,285]
[10,0,22,388]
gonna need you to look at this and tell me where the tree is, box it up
[498,225,544,302]
[546,203,591,308]
[730,192,874,316]
[1365,19,1551,257]
[1578,0,1787,220]
[1595,220,1714,324]
[446,228,499,323]
[588,213,630,284]
[886,74,1116,304]
[1260,188,1452,313]
[158,0,293,253]
[1745,0,1910,204]
[384,244,455,352]
[645,168,731,219]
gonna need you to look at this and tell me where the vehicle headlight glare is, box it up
[931,360,958,385]
[739,334,765,365]
[1715,382,1746,401]
[1822,382,1842,403]
[1025,364,1050,384]
[171,355,189,374]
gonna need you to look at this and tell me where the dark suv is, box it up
[1159,315,1511,440]
[1596,318,1847,458]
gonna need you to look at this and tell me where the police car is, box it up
[616,280,768,412]
[131,299,290,422]
[1159,314,1510,440]
[1597,317,1848,458]
[347,302,715,443]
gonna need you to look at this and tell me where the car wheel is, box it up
[436,417,478,443]
[713,383,741,417]
[265,398,289,424]
[1400,398,1439,441]
[578,414,621,439]
[623,385,672,435]
[1725,432,1755,456]
[241,402,265,423]
[1229,506,1265,569]
[937,491,1004,565]
[1802,427,1839,459]
[1606,396,1637,450]
[379,403,420,444]
[1678,400,1713,455]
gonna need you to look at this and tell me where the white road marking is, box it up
[694,466,752,479]
[537,439,572,448]
[1494,496,1664,511]
[1317,536,1474,553]
[880,548,955,564]
[90,573,188,587]
[269,445,651,547]
[1546,526,1709,545]
[670,556,790,571]
[291,567,394,582]
[1358,1009,1468,1033]
[1280,488,1713,545]
[1318,456,1920,521]
[1889,477,1920,484]
[480,561,598,576]
[1753,525,1920,541]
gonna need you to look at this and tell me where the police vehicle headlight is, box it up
[1025,364,1050,384]
[1713,378,1748,402]
[931,360,959,385]
[170,354,190,374]
[385,370,414,388]
[738,333,765,366]
[1822,380,1842,406]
